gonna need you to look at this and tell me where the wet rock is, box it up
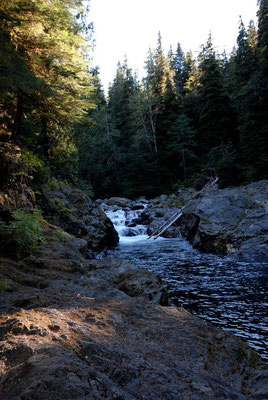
[144,206,182,238]
[105,197,133,208]
[131,204,145,211]
[237,234,268,261]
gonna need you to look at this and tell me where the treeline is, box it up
[0,1,268,201]
[0,0,95,194]
[79,1,268,198]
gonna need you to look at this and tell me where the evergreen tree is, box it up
[231,6,267,180]
[167,114,197,183]
[75,69,119,197]
[170,43,186,95]
[198,36,237,149]
[253,0,268,178]
[108,59,137,148]
[0,0,94,183]
[143,33,186,188]
[183,51,200,130]
[197,36,238,184]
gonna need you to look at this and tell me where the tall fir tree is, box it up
[0,0,94,184]
[197,36,238,184]
[254,0,268,178]
[170,43,186,95]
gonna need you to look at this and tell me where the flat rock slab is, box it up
[0,251,267,400]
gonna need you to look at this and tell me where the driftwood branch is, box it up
[148,177,218,240]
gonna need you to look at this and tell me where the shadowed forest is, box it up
[0,0,268,200]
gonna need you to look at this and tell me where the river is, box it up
[103,204,268,362]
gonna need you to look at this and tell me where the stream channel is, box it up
[103,202,268,362]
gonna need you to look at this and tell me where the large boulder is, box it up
[145,181,268,260]
[180,180,268,259]
[40,182,119,254]
[104,197,133,208]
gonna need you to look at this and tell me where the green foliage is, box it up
[46,197,71,222]
[167,114,197,182]
[56,229,69,242]
[17,151,45,181]
[45,177,60,191]
[0,209,45,258]
[0,0,95,190]
[10,209,45,257]
[198,36,238,151]
[1,1,267,200]
[72,178,94,198]
[0,279,11,292]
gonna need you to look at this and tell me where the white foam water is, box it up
[105,206,148,242]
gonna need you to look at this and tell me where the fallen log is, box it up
[148,177,218,240]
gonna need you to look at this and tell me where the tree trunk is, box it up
[182,151,187,182]
[41,116,50,158]
[13,89,23,137]
[105,113,110,135]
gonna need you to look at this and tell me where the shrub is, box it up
[0,209,45,258]
[0,279,11,292]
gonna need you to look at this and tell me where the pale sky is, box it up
[89,0,258,91]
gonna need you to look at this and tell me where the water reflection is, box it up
[107,237,268,361]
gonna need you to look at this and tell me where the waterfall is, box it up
[104,203,148,242]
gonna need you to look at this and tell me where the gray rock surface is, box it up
[0,230,267,400]
[41,182,119,254]
[104,197,133,208]
[1,184,267,399]
[180,180,268,259]
[145,181,268,260]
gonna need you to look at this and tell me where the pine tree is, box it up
[108,59,137,148]
[233,5,268,180]
[0,0,94,182]
[197,36,238,184]
[143,34,187,188]
[167,115,196,183]
[254,0,268,178]
[170,43,186,95]
[198,36,237,150]
[183,51,200,130]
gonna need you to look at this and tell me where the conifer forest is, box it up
[0,0,268,199]
[1,3,268,396]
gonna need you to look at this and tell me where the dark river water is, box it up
[105,208,268,362]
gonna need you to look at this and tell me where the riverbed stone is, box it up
[105,197,133,208]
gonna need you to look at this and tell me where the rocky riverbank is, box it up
[0,182,268,399]
[140,180,268,261]
[1,230,268,400]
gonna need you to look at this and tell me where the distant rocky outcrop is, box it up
[145,181,268,261]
